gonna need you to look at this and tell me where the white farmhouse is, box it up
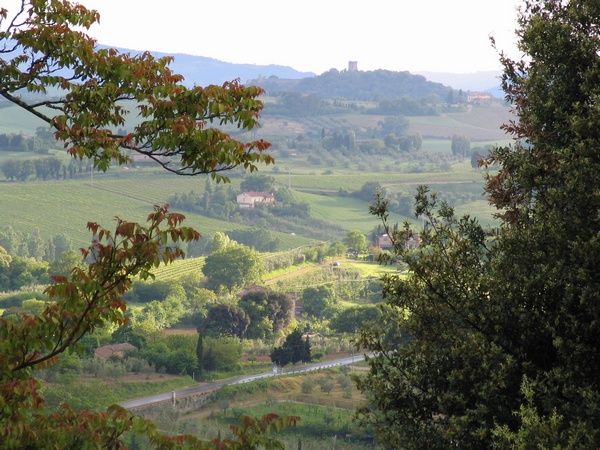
[236,191,275,208]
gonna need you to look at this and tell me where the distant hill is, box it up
[9,39,503,97]
[102,46,316,86]
[251,69,456,102]
[105,46,503,97]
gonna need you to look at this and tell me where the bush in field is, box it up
[319,377,335,395]
[126,279,179,303]
[0,290,48,309]
[301,378,316,394]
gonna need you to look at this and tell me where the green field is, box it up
[152,255,206,280]
[274,170,486,191]
[331,259,399,278]
[0,171,313,248]
[0,153,498,247]
[0,100,507,248]
[292,191,411,234]
[0,171,497,251]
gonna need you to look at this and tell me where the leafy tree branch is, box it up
[0,1,273,179]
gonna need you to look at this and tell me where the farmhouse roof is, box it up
[243,191,274,198]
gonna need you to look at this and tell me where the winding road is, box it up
[120,354,366,410]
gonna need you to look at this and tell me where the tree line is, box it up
[0,130,54,154]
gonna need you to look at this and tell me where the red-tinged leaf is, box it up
[35,354,60,370]
[87,222,100,234]
[51,275,68,283]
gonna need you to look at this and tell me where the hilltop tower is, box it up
[348,61,358,72]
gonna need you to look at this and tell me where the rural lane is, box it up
[120,354,366,410]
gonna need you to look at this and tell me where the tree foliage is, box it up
[0,0,272,180]
[356,1,600,448]
[196,330,204,374]
[0,254,48,291]
[200,335,244,372]
[343,229,368,253]
[0,205,203,446]
[329,305,379,334]
[450,133,470,156]
[352,181,386,203]
[300,285,337,319]
[240,174,275,193]
[202,244,265,293]
[266,68,451,103]
[0,227,74,264]
[211,231,236,253]
[226,227,282,252]
[200,303,250,339]
[0,1,299,447]
[270,328,311,367]
[1,156,64,181]
[238,289,294,339]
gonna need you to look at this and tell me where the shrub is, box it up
[301,378,316,394]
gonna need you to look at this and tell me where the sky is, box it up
[11,0,523,75]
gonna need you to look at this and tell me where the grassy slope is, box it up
[0,101,508,245]
[187,373,371,450]
[273,170,486,191]
[262,102,514,142]
[0,164,495,247]
[0,171,313,248]
[292,191,412,234]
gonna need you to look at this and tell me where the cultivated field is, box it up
[0,171,312,248]
[0,101,509,247]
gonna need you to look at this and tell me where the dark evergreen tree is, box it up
[357,1,600,448]
[270,328,311,367]
[302,336,311,364]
